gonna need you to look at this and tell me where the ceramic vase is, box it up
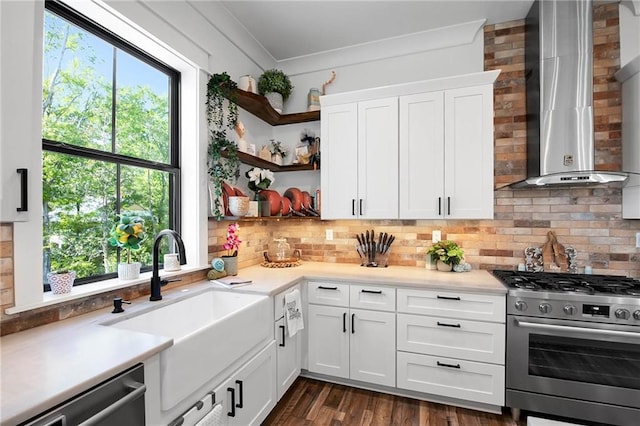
[46,271,75,294]
[271,153,283,165]
[222,255,238,276]
[118,262,141,280]
[436,260,453,272]
[307,88,321,111]
[264,92,283,113]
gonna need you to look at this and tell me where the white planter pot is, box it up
[436,260,453,272]
[47,271,75,294]
[264,92,283,113]
[118,262,141,280]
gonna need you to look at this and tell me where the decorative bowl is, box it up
[228,196,250,217]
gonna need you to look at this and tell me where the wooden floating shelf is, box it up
[223,151,318,172]
[233,89,320,126]
[209,215,322,221]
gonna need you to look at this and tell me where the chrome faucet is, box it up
[150,229,187,301]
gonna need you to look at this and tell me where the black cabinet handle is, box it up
[359,199,363,216]
[438,197,442,216]
[352,199,356,216]
[343,312,346,333]
[437,361,461,369]
[447,196,451,216]
[279,325,286,347]
[351,313,355,334]
[318,285,338,290]
[235,380,243,408]
[437,321,461,328]
[361,289,382,294]
[227,387,236,417]
[16,168,28,212]
[437,295,461,301]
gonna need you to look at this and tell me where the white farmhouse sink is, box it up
[105,289,271,410]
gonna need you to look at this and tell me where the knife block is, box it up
[357,244,391,268]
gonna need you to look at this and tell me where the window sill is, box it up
[5,264,209,315]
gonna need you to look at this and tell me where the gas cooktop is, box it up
[492,270,640,297]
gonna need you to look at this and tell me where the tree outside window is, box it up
[42,3,179,289]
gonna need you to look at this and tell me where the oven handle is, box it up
[515,319,640,339]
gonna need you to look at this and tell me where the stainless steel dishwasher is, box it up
[20,363,146,426]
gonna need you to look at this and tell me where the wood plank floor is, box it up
[263,378,527,426]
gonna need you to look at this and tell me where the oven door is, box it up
[507,315,640,409]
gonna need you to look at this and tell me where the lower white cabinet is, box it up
[397,351,505,406]
[307,304,395,387]
[275,317,300,400]
[215,341,277,426]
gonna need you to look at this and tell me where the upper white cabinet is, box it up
[320,71,498,220]
[320,98,398,219]
[400,85,495,219]
[0,0,43,221]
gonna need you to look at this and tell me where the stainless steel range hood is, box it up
[514,0,628,187]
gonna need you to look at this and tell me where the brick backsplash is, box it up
[2,3,639,335]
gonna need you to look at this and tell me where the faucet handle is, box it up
[160,277,182,286]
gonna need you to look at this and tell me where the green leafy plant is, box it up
[269,139,288,158]
[258,69,293,101]
[108,214,147,264]
[208,131,240,220]
[206,72,238,130]
[245,167,275,194]
[426,240,464,265]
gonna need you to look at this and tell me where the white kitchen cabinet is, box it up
[273,284,301,401]
[215,341,277,426]
[320,98,398,219]
[399,84,495,219]
[0,0,43,221]
[307,282,396,387]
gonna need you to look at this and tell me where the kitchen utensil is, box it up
[280,197,292,216]
[301,191,320,216]
[378,232,383,253]
[381,233,388,253]
[384,235,395,254]
[259,189,282,216]
[283,187,304,212]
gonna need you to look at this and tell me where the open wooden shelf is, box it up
[233,89,320,126]
[222,151,318,172]
[209,215,322,222]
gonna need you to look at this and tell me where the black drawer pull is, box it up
[359,199,363,216]
[318,285,338,290]
[352,199,356,216]
[361,289,382,294]
[343,312,346,333]
[437,321,461,328]
[279,325,286,347]
[437,361,461,369]
[436,295,461,301]
[17,168,28,212]
[351,313,355,334]
[227,387,235,417]
[438,197,442,216]
[235,380,243,408]
[447,196,451,215]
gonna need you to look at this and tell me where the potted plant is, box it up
[206,72,238,130]
[46,269,76,294]
[108,214,147,280]
[258,69,293,113]
[269,139,288,165]
[222,222,242,276]
[426,240,464,272]
[208,130,240,220]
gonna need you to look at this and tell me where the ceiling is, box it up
[219,1,535,62]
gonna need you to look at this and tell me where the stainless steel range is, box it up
[493,270,640,426]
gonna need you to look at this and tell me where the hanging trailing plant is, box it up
[206,73,242,220]
[206,72,239,130]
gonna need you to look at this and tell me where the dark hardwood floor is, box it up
[263,377,527,426]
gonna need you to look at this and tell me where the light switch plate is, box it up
[326,229,333,241]
[432,230,441,243]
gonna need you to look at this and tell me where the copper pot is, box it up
[301,191,319,216]
[283,187,303,212]
[259,189,281,216]
[280,197,292,216]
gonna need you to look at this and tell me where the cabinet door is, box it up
[321,103,358,219]
[357,98,399,219]
[399,92,445,219]
[444,85,494,219]
[397,289,505,323]
[307,304,349,378]
[349,308,396,387]
[0,0,43,221]
[215,341,277,426]
[275,318,300,401]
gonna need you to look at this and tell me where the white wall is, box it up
[620,1,640,66]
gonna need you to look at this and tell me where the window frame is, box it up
[42,0,181,286]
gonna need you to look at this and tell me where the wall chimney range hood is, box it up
[514,0,628,187]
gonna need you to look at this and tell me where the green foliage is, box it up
[206,72,238,131]
[108,214,147,264]
[207,130,240,220]
[426,240,465,265]
[258,69,293,101]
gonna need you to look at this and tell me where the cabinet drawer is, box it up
[349,284,396,312]
[397,351,505,406]
[397,289,505,322]
[274,284,301,321]
[308,282,349,307]
[397,313,505,364]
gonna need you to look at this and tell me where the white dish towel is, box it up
[284,288,304,337]
[194,403,223,426]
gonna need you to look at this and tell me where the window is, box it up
[42,1,180,289]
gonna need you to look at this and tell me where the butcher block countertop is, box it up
[0,262,506,425]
